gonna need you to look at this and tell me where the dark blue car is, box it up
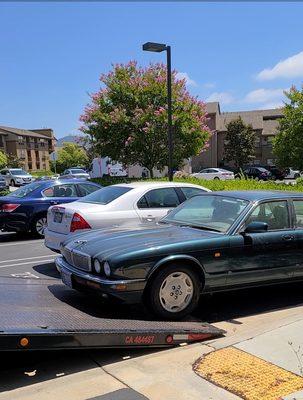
[0,179,101,238]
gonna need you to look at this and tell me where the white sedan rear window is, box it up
[79,186,133,205]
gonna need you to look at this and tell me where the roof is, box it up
[212,190,303,201]
[0,126,52,139]
[113,181,210,190]
[205,102,220,115]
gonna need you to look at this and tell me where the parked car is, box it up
[35,175,60,181]
[0,168,34,187]
[58,190,303,319]
[240,166,272,181]
[284,168,301,180]
[45,182,210,252]
[0,179,101,238]
[60,168,90,180]
[0,175,9,191]
[264,166,286,181]
[191,168,234,180]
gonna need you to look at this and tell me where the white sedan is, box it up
[191,168,234,180]
[44,181,210,252]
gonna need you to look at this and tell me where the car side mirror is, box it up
[243,221,268,234]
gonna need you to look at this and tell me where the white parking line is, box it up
[0,239,44,247]
[0,259,55,269]
[0,255,55,264]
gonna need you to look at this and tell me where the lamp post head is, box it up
[142,42,167,53]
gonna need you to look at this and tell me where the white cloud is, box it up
[257,51,303,80]
[175,72,197,86]
[206,91,234,105]
[257,102,284,109]
[244,88,286,104]
[203,82,216,89]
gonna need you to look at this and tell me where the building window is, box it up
[254,137,261,147]
[18,136,25,145]
[0,135,3,147]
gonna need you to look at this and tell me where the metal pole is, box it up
[166,46,173,182]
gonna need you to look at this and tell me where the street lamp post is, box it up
[142,42,173,181]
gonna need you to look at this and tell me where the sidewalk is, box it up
[1,303,303,400]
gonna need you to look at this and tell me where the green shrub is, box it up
[31,170,53,178]
[0,189,10,197]
[91,176,303,192]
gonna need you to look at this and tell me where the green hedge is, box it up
[91,176,303,192]
[31,170,54,178]
[0,189,10,197]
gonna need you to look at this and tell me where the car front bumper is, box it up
[56,256,146,304]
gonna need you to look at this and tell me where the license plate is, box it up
[61,270,72,288]
[54,212,63,223]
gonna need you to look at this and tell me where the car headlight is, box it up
[94,259,102,274]
[103,261,111,277]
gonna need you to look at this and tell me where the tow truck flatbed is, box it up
[0,277,224,351]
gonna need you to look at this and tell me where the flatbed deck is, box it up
[0,276,224,350]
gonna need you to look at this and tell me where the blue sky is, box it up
[1,2,303,138]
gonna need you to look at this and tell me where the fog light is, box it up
[94,259,101,273]
[20,337,29,347]
[104,261,111,277]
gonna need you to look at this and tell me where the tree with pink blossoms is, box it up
[80,61,211,177]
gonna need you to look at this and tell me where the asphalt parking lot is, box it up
[1,232,303,399]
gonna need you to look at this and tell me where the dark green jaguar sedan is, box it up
[56,191,303,319]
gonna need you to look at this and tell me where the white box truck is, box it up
[89,157,128,178]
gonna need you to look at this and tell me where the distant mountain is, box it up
[56,135,80,147]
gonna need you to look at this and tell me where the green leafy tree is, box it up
[80,61,210,177]
[7,153,23,168]
[0,150,7,169]
[273,86,303,170]
[54,143,88,173]
[223,117,255,169]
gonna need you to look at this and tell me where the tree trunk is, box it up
[148,168,154,179]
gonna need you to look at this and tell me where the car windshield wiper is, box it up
[178,224,222,233]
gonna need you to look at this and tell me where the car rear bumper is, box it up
[44,228,70,252]
[56,256,145,304]
[0,213,28,232]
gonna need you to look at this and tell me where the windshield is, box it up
[79,185,132,205]
[10,169,28,176]
[162,195,249,233]
[9,182,43,198]
[71,169,86,174]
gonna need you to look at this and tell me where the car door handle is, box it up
[50,200,59,205]
[282,234,295,241]
[144,215,156,222]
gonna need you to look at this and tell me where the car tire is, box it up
[10,179,15,187]
[31,215,47,238]
[214,177,220,180]
[145,264,201,320]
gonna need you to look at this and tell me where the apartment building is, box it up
[0,126,56,171]
[192,102,284,172]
